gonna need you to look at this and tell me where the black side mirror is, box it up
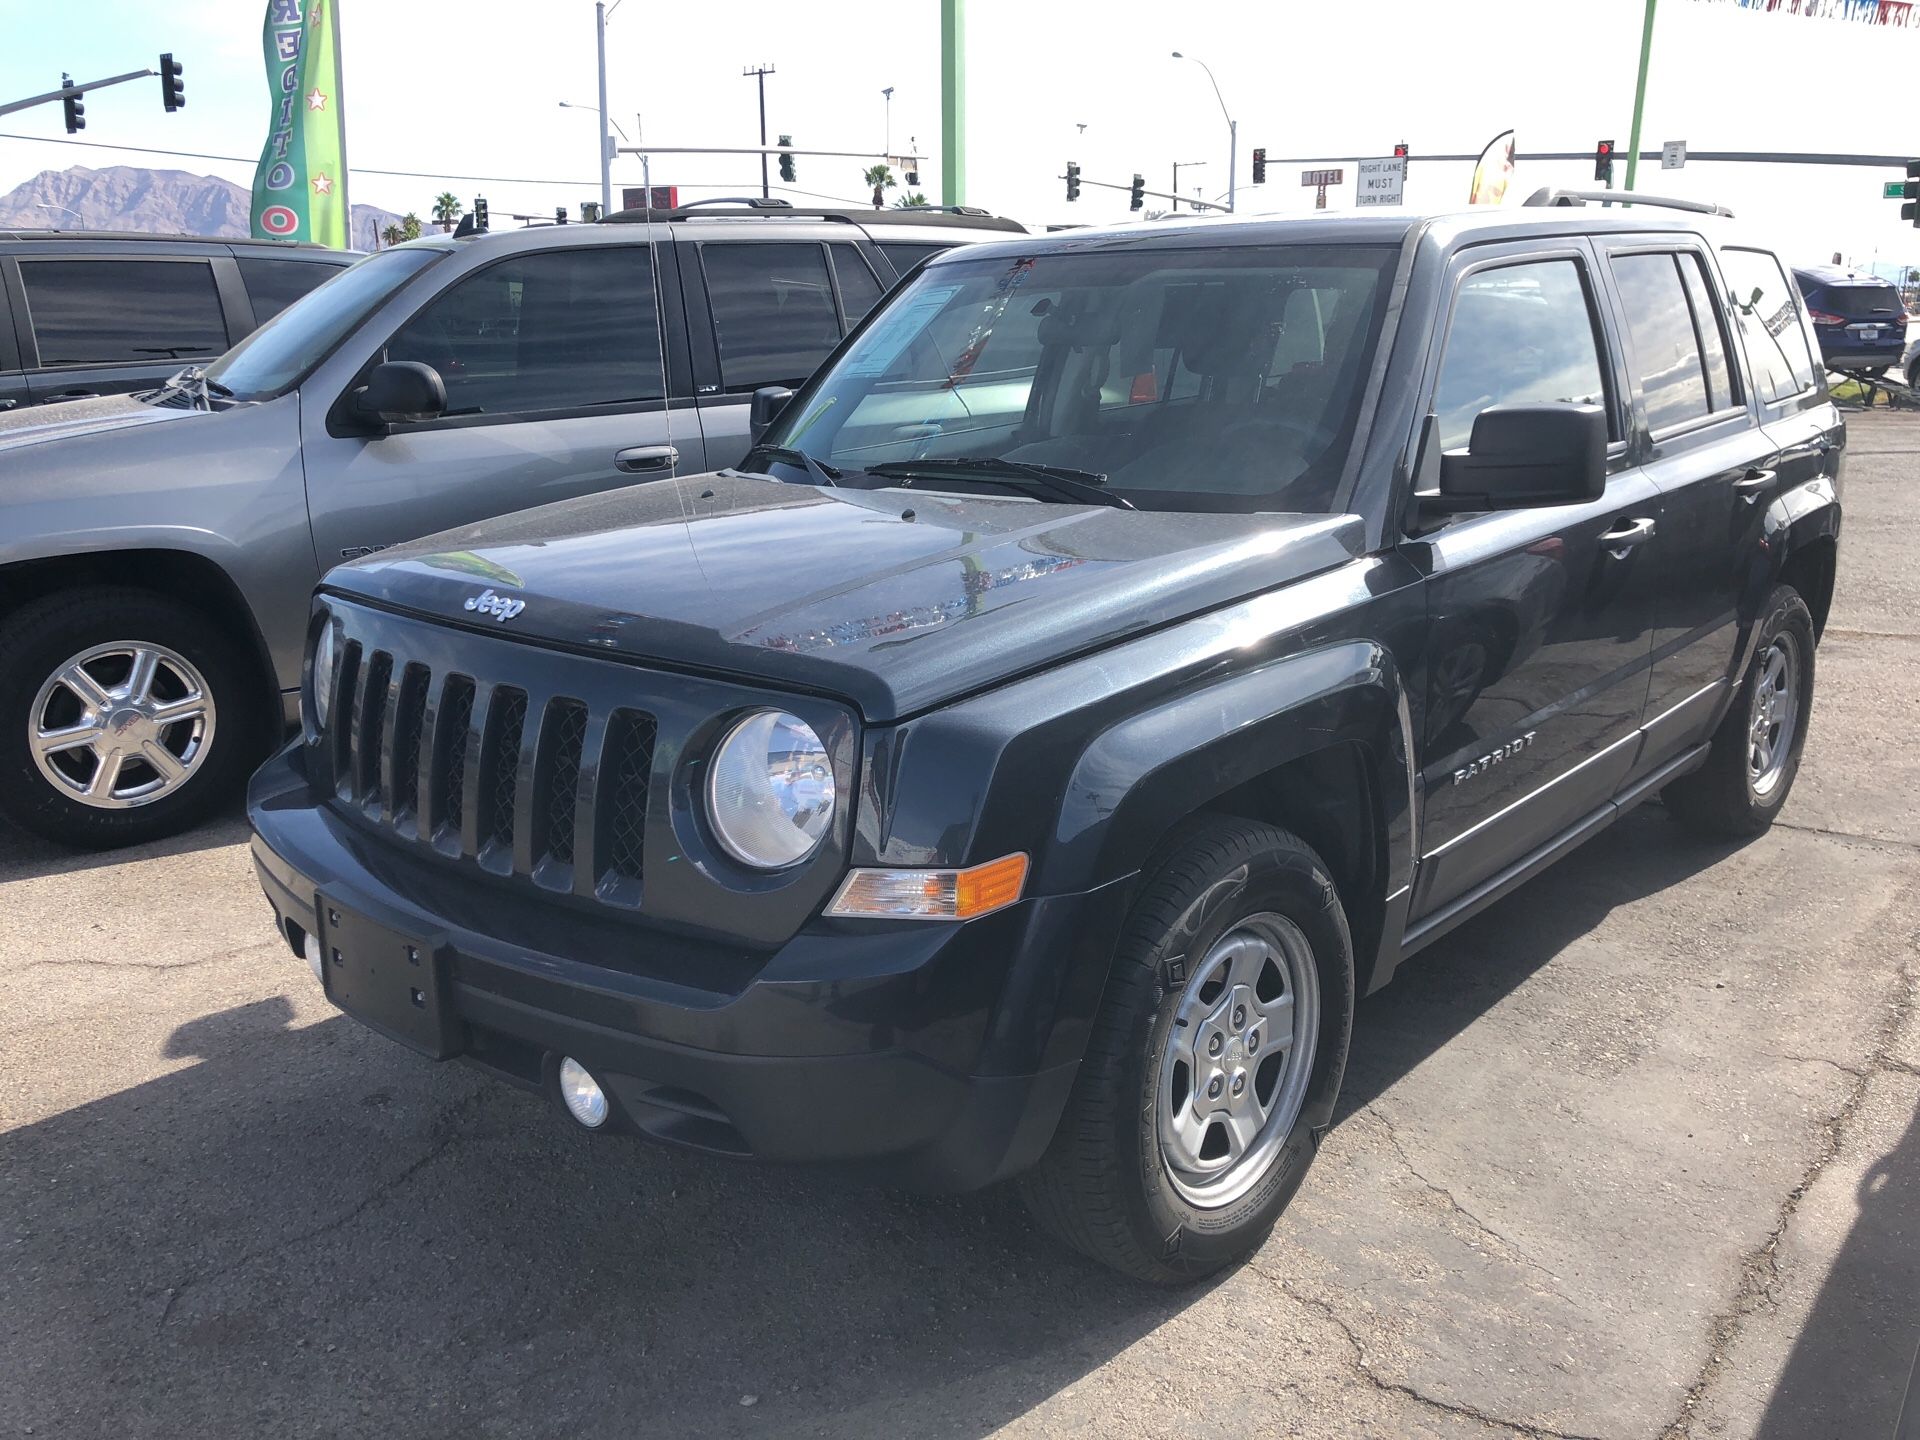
[1435,403,1607,511]
[750,385,794,443]
[354,361,447,427]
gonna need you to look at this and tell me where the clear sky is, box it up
[3,0,1918,274]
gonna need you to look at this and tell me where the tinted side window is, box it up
[1433,259,1608,452]
[828,244,886,329]
[1677,253,1737,412]
[384,247,662,417]
[239,258,341,325]
[1611,252,1711,431]
[20,259,228,366]
[701,242,840,392]
[879,242,951,277]
[1722,248,1821,403]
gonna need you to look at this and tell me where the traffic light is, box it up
[1903,160,1920,227]
[1066,160,1081,202]
[777,134,796,184]
[1129,173,1145,211]
[904,164,919,186]
[554,205,568,225]
[581,201,602,223]
[1252,147,1267,185]
[159,53,185,112]
[1393,141,1409,158]
[472,196,489,231]
[61,75,83,134]
[1595,139,1615,184]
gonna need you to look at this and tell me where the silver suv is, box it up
[0,203,1022,848]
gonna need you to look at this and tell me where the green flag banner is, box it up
[250,0,349,248]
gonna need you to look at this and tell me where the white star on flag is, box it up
[306,89,328,111]
[311,173,333,195]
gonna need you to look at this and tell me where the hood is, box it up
[326,472,1367,722]
[0,392,203,455]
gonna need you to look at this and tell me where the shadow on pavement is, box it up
[1757,1092,1920,1438]
[0,806,250,884]
[1,804,1748,1438]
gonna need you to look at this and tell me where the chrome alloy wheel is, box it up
[28,642,216,809]
[1747,633,1800,799]
[1157,913,1321,1208]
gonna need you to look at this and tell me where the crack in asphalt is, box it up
[1772,820,1920,853]
[1247,1265,1606,1440]
[1820,627,1920,643]
[9,941,278,975]
[1660,938,1920,1438]
[155,1090,487,1331]
[1369,1108,1579,1309]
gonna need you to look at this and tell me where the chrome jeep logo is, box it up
[463,588,526,623]
[1453,731,1537,786]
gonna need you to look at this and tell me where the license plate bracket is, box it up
[316,899,461,1059]
[1859,327,1880,341]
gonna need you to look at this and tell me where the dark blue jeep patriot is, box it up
[249,194,1842,1282]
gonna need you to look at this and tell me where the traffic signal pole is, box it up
[1624,0,1658,197]
[0,66,155,120]
[941,0,965,206]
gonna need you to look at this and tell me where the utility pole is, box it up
[1624,0,1658,198]
[594,3,613,217]
[743,63,775,199]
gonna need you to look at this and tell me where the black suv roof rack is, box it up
[599,198,1025,233]
[1522,187,1734,219]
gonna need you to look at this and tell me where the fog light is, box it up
[302,931,323,982]
[557,1057,609,1129]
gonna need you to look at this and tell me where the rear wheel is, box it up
[1663,584,1815,838]
[0,588,267,849]
[1019,816,1354,1283]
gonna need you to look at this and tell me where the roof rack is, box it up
[1522,187,1734,218]
[598,200,1025,233]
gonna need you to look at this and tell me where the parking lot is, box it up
[1,408,1914,1440]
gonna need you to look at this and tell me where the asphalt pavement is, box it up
[3,410,1916,1439]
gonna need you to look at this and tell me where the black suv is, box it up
[0,231,351,410]
[248,195,1842,1282]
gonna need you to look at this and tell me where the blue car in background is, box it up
[1791,265,1907,376]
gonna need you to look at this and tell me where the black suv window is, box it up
[238,258,340,325]
[1723,248,1820,403]
[701,241,841,392]
[384,247,662,417]
[879,241,951,277]
[828,244,886,328]
[1433,259,1608,452]
[19,258,228,366]
[1611,252,1717,431]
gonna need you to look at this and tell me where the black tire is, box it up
[1906,357,1920,392]
[1019,816,1355,1284]
[0,587,268,849]
[1663,584,1816,839]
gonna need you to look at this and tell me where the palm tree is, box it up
[862,163,896,210]
[400,213,423,241]
[381,223,404,248]
[431,192,464,232]
[893,192,930,209]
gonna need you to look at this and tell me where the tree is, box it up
[893,192,930,209]
[1907,267,1919,286]
[381,223,403,248]
[431,192,464,232]
[401,213,423,241]
[862,163,896,210]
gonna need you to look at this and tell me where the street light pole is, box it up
[594,1,612,217]
[882,86,894,159]
[1172,51,1236,213]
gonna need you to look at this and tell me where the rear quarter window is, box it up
[239,257,345,325]
[1723,248,1821,402]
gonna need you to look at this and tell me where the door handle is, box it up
[1734,467,1775,499]
[614,444,678,473]
[1600,516,1656,555]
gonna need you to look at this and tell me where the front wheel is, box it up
[0,588,266,849]
[1019,816,1354,1283]
[1663,584,1816,838]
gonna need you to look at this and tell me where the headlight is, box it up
[706,710,835,868]
[307,617,337,732]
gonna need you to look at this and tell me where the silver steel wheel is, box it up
[28,642,216,810]
[1157,912,1321,1208]
[1747,632,1800,799]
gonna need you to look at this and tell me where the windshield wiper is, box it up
[865,457,1134,510]
[741,444,842,488]
[139,365,229,411]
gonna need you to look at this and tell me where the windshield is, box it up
[763,243,1398,514]
[206,245,447,400]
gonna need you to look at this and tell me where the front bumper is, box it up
[248,743,1132,1191]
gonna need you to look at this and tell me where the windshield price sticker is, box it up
[841,284,963,377]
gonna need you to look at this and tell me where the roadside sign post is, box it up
[1662,140,1686,170]
[1301,167,1342,211]
[1355,156,1405,207]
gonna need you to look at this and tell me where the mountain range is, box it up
[0,165,404,251]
